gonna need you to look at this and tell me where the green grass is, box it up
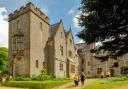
[84,77,128,89]
[3,79,72,89]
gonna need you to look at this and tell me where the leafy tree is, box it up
[0,47,8,76]
[78,0,128,57]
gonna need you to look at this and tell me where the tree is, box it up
[0,47,8,76]
[78,0,128,57]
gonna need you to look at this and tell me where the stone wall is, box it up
[29,10,49,76]
[9,12,30,76]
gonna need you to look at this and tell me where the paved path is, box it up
[53,79,96,89]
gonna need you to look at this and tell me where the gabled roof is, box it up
[50,21,60,38]
[65,31,70,37]
[65,26,74,39]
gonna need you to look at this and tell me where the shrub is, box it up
[3,79,72,89]
[41,68,47,75]
[15,76,30,81]
[31,75,38,80]
[31,74,54,81]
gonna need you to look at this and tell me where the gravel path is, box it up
[53,79,96,89]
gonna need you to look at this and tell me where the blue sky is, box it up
[0,0,83,47]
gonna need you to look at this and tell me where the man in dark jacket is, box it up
[80,72,85,85]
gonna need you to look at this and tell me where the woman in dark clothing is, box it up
[81,72,85,85]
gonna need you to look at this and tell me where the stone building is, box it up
[8,2,79,78]
[92,51,128,77]
[75,43,95,78]
[65,29,79,78]
[76,43,128,78]
[46,20,67,77]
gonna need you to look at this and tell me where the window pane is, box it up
[59,63,63,70]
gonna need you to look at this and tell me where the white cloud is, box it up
[41,5,48,15]
[73,11,81,28]
[68,5,81,28]
[68,6,78,15]
[79,39,85,43]
[68,5,89,29]
[0,7,8,48]
[95,42,102,47]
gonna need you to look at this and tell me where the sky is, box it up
[0,0,84,48]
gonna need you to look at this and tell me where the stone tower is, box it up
[8,2,50,77]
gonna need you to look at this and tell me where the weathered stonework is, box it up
[65,29,79,78]
[9,2,79,78]
[76,43,128,78]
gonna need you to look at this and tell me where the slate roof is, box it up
[65,31,70,37]
[75,43,87,50]
[50,22,60,38]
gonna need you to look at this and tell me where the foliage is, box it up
[3,79,71,89]
[14,74,55,81]
[14,76,31,81]
[41,67,47,75]
[84,77,128,89]
[78,0,128,57]
[0,47,8,77]
[31,74,54,81]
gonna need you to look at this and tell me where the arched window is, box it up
[40,22,42,31]
[61,32,63,38]
[88,61,90,66]
[36,60,39,68]
[17,20,21,30]
[60,45,63,55]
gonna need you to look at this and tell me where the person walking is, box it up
[80,72,85,86]
[73,74,80,87]
[106,71,110,77]
[101,71,104,78]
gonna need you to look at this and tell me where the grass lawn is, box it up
[84,77,128,89]
[2,79,72,89]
